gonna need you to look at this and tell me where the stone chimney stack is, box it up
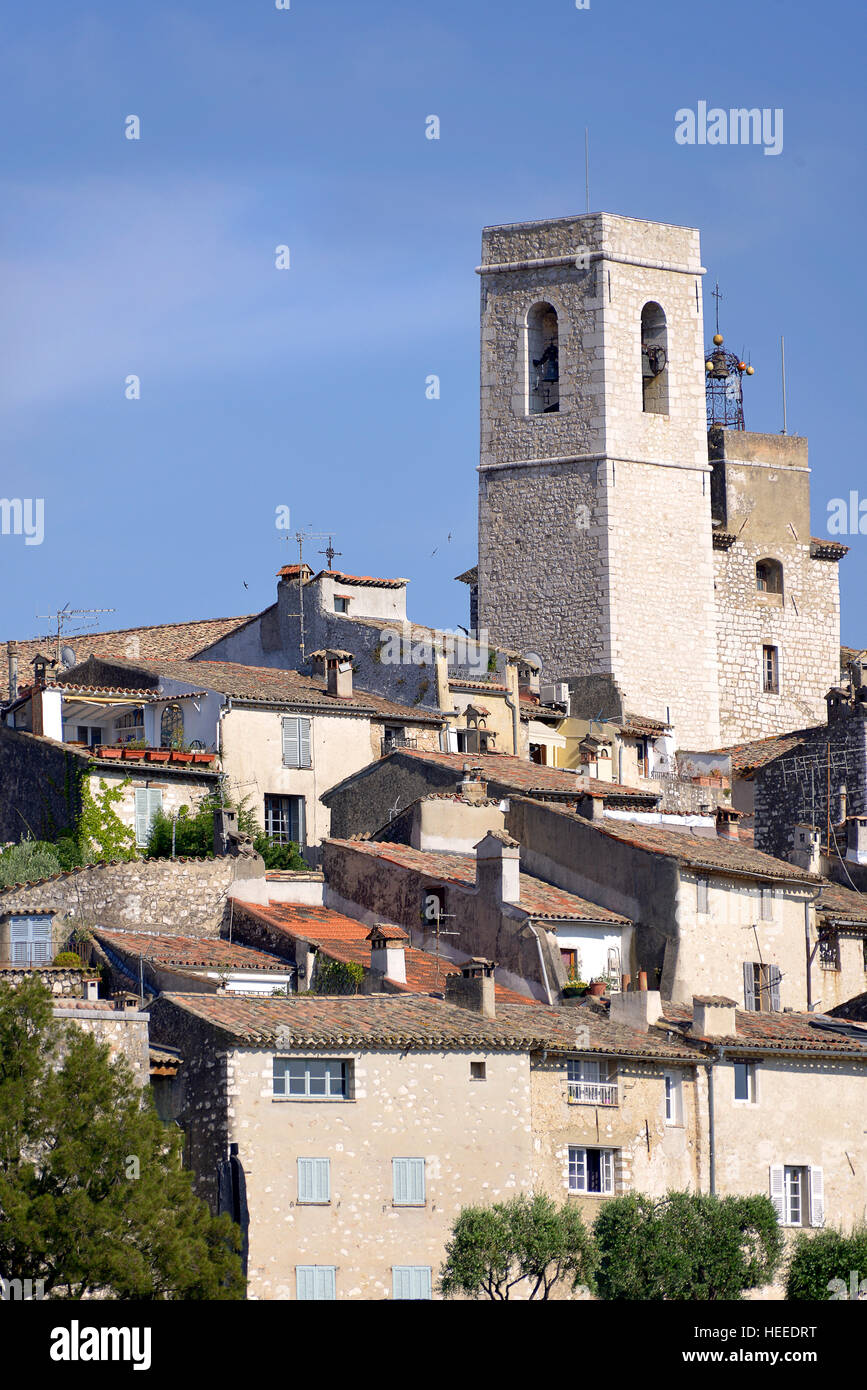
[445,957,496,1018]
[7,641,19,700]
[475,829,521,903]
[715,806,741,840]
[846,815,867,866]
[789,824,823,874]
[366,923,408,984]
[608,975,664,1031]
[459,765,489,803]
[691,995,737,1039]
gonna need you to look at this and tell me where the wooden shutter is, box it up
[298,1158,330,1204]
[809,1167,825,1228]
[296,1265,335,1300]
[298,717,312,768]
[282,717,300,767]
[393,1157,425,1204]
[743,961,757,1011]
[601,1150,615,1194]
[769,965,782,1011]
[393,1266,432,1300]
[769,1165,785,1221]
[134,787,150,846]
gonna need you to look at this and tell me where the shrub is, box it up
[52,952,84,968]
[786,1227,867,1300]
[0,839,62,888]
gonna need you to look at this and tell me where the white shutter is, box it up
[569,1146,586,1192]
[697,878,709,914]
[282,717,300,768]
[298,1157,330,1204]
[769,1165,785,1221]
[296,1266,315,1300]
[601,1150,615,1194]
[809,1167,825,1228]
[314,1266,336,1300]
[393,1158,425,1205]
[296,1265,335,1300]
[134,788,150,847]
[299,717,312,768]
[743,961,756,1011]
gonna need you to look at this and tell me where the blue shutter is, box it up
[298,1157,330,1204]
[769,965,782,1011]
[393,1266,432,1300]
[743,961,756,1011]
[296,1265,336,1300]
[134,788,150,846]
[393,1158,425,1205]
[282,717,300,767]
[299,717,312,768]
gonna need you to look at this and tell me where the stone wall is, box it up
[0,855,243,934]
[0,964,96,996]
[754,703,867,860]
[0,725,87,841]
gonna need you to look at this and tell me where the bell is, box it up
[542,357,559,382]
[710,350,729,380]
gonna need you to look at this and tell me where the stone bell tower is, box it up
[476,212,721,749]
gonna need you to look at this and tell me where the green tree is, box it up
[0,838,62,887]
[439,1192,597,1299]
[0,977,244,1299]
[311,959,365,995]
[786,1227,867,1300]
[593,1191,783,1300]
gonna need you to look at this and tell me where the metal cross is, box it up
[712,282,723,334]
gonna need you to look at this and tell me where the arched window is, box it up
[640,302,669,415]
[756,559,784,596]
[160,703,184,749]
[527,302,560,414]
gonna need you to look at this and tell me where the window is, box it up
[819,932,841,971]
[696,877,709,915]
[770,1166,824,1228]
[296,1266,336,1300]
[568,1146,616,1195]
[392,1266,432,1300]
[134,787,163,848]
[527,302,560,415]
[762,645,780,694]
[640,302,669,415]
[115,708,145,743]
[664,1071,683,1125]
[567,1059,618,1106]
[9,915,52,966]
[334,596,349,613]
[281,715,312,769]
[160,703,184,748]
[273,1058,349,1099]
[76,725,103,748]
[264,793,305,846]
[756,559,783,597]
[733,1061,757,1103]
[760,886,775,921]
[470,1061,486,1081]
[297,1157,331,1204]
[392,1158,426,1205]
[743,962,782,1012]
[421,886,446,928]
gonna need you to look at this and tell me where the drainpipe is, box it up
[705,1057,717,1195]
[504,689,519,756]
[526,921,555,1005]
[804,899,813,1012]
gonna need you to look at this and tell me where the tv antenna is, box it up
[35,603,117,665]
[420,898,459,990]
[282,530,336,661]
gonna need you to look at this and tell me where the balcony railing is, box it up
[568,1080,619,1106]
[381,735,418,757]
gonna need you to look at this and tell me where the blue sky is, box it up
[1,0,864,646]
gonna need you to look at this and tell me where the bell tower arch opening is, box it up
[526,302,560,415]
[641,301,669,415]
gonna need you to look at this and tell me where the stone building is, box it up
[473,210,847,752]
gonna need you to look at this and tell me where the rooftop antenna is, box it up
[780,335,788,435]
[318,536,342,571]
[584,127,590,213]
[34,603,117,665]
[283,529,334,662]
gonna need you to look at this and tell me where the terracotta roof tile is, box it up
[94,929,293,972]
[393,749,658,802]
[663,1002,867,1054]
[714,728,818,776]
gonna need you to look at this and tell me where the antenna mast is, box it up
[34,603,117,664]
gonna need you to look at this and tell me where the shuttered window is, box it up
[770,1165,825,1227]
[392,1266,432,1300]
[296,1266,336,1300]
[274,1058,348,1098]
[392,1158,426,1205]
[744,962,782,1012]
[133,788,163,848]
[696,878,709,915]
[568,1146,615,1195]
[9,915,53,965]
[297,1158,331,1204]
[282,716,312,769]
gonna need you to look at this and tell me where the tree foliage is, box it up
[0,838,62,887]
[146,791,305,868]
[0,977,244,1299]
[440,1192,597,1299]
[593,1191,784,1300]
[786,1227,867,1300]
[311,959,365,995]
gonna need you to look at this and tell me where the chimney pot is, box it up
[716,806,741,840]
[637,970,648,992]
[445,957,496,1017]
[366,924,408,984]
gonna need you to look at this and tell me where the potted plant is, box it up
[562,977,589,999]
[97,745,122,759]
[587,976,607,997]
[146,748,171,763]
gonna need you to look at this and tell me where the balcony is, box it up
[568,1080,618,1106]
[380,734,418,758]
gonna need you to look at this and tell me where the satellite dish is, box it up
[59,646,76,669]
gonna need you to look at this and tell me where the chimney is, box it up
[366,923,408,984]
[691,995,737,1039]
[838,784,848,826]
[475,829,521,903]
[7,641,19,699]
[789,824,823,874]
[715,806,742,840]
[608,976,664,1031]
[82,977,100,1001]
[311,649,354,698]
[459,764,489,803]
[445,957,496,1018]
[826,686,850,723]
[846,815,867,866]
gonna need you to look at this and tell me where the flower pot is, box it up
[122,747,144,760]
[146,750,171,763]
[97,747,121,759]
[192,752,214,764]
[587,981,606,997]
[171,751,193,764]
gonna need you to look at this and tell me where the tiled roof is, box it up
[815,880,867,926]
[663,1002,867,1055]
[94,929,293,973]
[311,570,407,589]
[811,538,849,561]
[60,655,444,724]
[235,902,537,1005]
[714,728,818,776]
[454,567,478,584]
[324,839,630,922]
[517,798,816,884]
[393,749,658,802]
[618,713,671,737]
[154,991,696,1055]
[1,615,256,702]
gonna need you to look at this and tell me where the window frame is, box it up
[264,792,305,846]
[568,1145,616,1196]
[696,877,709,916]
[273,1057,350,1101]
[733,1060,758,1104]
[663,1070,683,1126]
[761,644,780,695]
